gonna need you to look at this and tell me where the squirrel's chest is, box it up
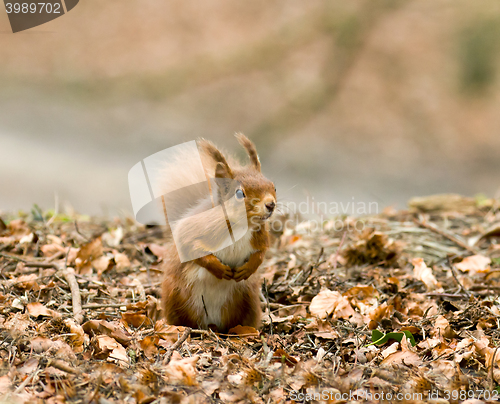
[185,231,255,329]
[214,230,255,268]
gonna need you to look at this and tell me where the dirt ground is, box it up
[1,194,500,403]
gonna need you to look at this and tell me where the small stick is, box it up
[24,262,56,269]
[14,367,41,394]
[82,303,128,309]
[47,358,81,375]
[413,218,478,254]
[447,257,471,298]
[74,220,90,242]
[0,252,27,262]
[490,346,500,391]
[164,328,191,365]
[263,279,273,337]
[62,267,83,324]
[332,231,347,270]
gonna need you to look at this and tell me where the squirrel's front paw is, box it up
[232,263,256,282]
[212,263,233,280]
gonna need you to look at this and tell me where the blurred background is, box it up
[1,0,499,218]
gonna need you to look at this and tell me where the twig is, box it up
[74,220,90,242]
[263,279,273,336]
[490,346,500,391]
[0,252,27,262]
[47,358,81,375]
[413,218,478,254]
[164,327,191,364]
[14,367,41,394]
[24,262,56,269]
[333,231,347,270]
[61,266,83,324]
[447,257,471,298]
[82,303,128,309]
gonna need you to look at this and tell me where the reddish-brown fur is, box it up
[161,134,275,332]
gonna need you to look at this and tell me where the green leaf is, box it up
[367,330,416,347]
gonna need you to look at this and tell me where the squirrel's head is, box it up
[201,134,277,228]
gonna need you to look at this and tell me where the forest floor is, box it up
[1,194,500,404]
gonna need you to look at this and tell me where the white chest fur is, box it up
[214,229,255,268]
[185,230,255,328]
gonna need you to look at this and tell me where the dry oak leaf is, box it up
[368,302,393,330]
[272,348,299,367]
[4,312,30,338]
[82,319,132,347]
[75,237,103,274]
[164,355,199,386]
[7,219,31,237]
[96,335,129,366]
[227,325,259,337]
[304,318,339,340]
[40,243,66,258]
[139,335,159,359]
[455,254,491,275]
[63,319,87,353]
[13,274,40,291]
[432,315,455,340]
[91,256,112,274]
[114,253,131,271]
[27,302,60,318]
[411,258,442,291]
[380,348,422,366]
[309,289,356,319]
[0,375,10,395]
[30,337,76,361]
[121,311,152,328]
[154,321,187,344]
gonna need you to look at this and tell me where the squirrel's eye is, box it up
[235,189,245,200]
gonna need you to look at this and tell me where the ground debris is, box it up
[0,195,500,403]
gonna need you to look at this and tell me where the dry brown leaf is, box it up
[4,313,30,338]
[114,253,131,271]
[40,243,66,257]
[456,254,491,275]
[0,375,11,395]
[26,302,60,318]
[82,320,132,346]
[368,302,393,330]
[227,325,259,337]
[432,315,455,339]
[7,219,31,237]
[14,274,39,291]
[272,348,299,367]
[63,319,87,353]
[91,256,112,274]
[121,312,152,328]
[154,321,187,344]
[309,289,343,319]
[76,237,103,273]
[164,355,199,385]
[343,285,378,301]
[304,318,339,340]
[380,349,422,366]
[139,336,159,359]
[412,258,441,291]
[96,335,129,366]
[31,337,76,361]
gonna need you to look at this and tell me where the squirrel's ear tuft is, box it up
[235,133,261,172]
[215,162,233,179]
[198,139,234,178]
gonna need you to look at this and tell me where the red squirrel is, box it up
[161,134,276,332]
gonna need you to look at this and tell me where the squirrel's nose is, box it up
[265,201,275,213]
